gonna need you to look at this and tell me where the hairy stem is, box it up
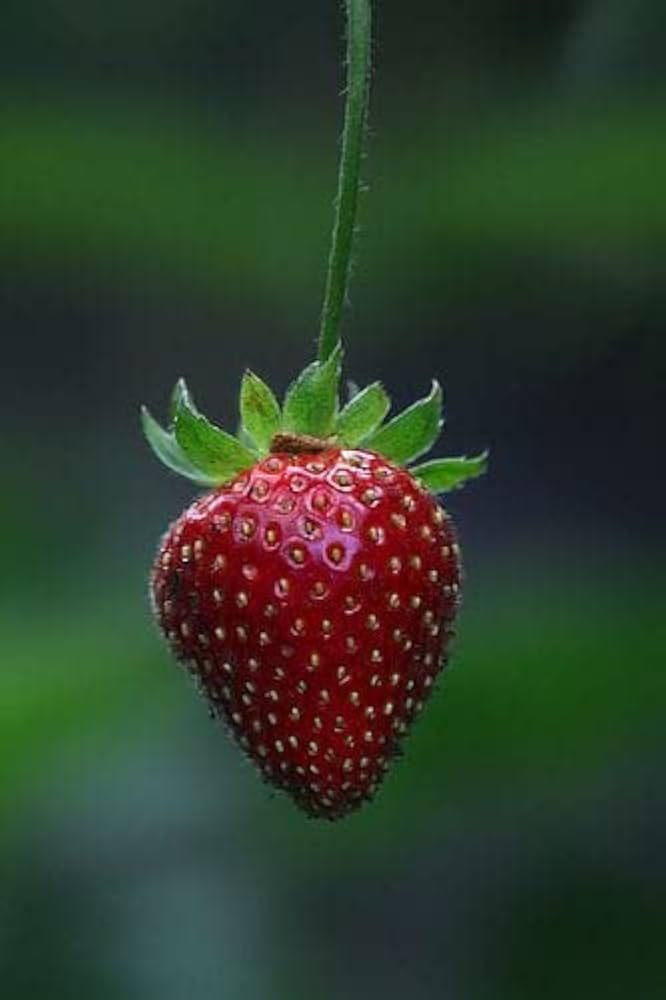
[317,0,372,364]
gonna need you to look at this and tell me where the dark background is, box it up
[2,2,664,997]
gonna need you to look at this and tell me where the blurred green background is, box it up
[2,1,664,997]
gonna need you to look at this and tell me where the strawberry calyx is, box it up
[269,432,334,455]
[141,342,488,495]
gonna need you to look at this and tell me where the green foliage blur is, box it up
[2,2,664,998]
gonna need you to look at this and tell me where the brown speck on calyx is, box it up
[270,431,334,455]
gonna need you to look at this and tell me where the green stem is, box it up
[317,0,372,364]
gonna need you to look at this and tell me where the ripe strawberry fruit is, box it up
[152,448,460,819]
[143,351,486,818]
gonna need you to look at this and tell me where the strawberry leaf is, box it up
[336,382,391,446]
[282,343,343,438]
[173,380,257,482]
[364,381,443,465]
[240,370,282,452]
[412,451,489,493]
[140,406,219,486]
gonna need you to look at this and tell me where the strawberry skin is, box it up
[151,447,461,819]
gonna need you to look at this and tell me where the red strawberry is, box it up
[151,447,461,819]
[141,0,487,819]
[143,353,486,819]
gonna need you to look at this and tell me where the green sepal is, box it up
[412,451,489,493]
[336,382,391,446]
[140,406,219,487]
[236,421,260,453]
[364,380,443,465]
[173,380,257,483]
[282,343,343,437]
[170,377,189,422]
[240,370,282,452]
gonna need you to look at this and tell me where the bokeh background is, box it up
[2,2,664,997]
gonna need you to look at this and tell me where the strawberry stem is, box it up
[317,0,372,364]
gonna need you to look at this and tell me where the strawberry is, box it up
[151,447,461,819]
[143,359,486,819]
[142,0,487,819]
